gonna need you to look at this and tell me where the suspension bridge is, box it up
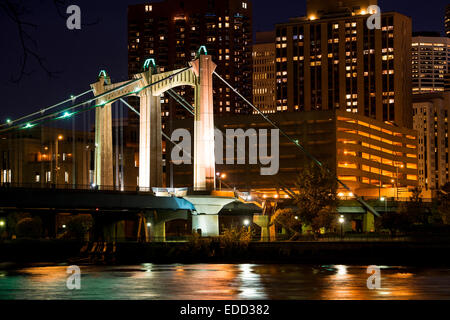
[0,49,379,242]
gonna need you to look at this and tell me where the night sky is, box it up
[0,0,448,121]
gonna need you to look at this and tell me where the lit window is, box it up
[242,2,247,9]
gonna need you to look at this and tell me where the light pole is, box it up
[243,219,250,232]
[216,172,226,190]
[339,216,345,240]
[55,135,63,186]
[380,197,387,214]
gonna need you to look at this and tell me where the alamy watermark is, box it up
[171,128,280,176]
[366,266,381,290]
[66,265,81,290]
[66,5,81,30]
[366,5,381,30]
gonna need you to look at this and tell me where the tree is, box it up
[290,164,338,234]
[272,208,303,241]
[438,183,450,225]
[380,211,409,236]
[401,187,429,225]
[0,0,99,82]
[15,216,42,239]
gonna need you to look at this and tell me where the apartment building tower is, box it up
[252,31,277,114]
[412,33,450,94]
[128,0,253,120]
[275,0,413,128]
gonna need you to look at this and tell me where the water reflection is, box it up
[0,264,449,300]
[237,264,267,299]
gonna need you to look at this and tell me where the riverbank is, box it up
[2,239,450,267]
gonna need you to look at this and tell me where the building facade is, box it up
[128,0,253,120]
[413,92,450,196]
[169,110,418,199]
[275,0,413,128]
[0,127,94,188]
[252,31,277,114]
[412,34,450,94]
[0,125,138,190]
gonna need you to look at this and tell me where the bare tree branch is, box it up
[0,0,99,83]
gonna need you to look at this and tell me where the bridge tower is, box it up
[91,54,217,192]
[191,55,217,191]
[137,67,163,191]
[91,71,114,189]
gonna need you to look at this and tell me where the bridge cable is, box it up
[8,67,194,134]
[0,78,144,134]
[213,71,380,217]
[0,89,94,129]
[165,88,254,171]
[120,98,193,160]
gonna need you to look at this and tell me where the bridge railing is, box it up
[0,182,155,194]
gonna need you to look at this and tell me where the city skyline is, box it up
[0,0,449,120]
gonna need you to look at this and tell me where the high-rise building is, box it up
[412,33,450,94]
[127,0,253,120]
[446,4,450,37]
[252,31,276,114]
[275,0,413,128]
[413,92,450,196]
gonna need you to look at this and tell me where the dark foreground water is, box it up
[0,264,449,300]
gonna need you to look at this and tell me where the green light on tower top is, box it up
[98,70,107,78]
[6,119,11,124]
[143,58,156,71]
[198,46,208,56]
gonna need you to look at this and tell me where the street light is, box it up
[243,219,250,227]
[216,172,226,190]
[55,135,64,185]
[339,215,345,239]
[0,220,5,227]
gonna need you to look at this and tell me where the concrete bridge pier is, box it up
[253,215,270,242]
[102,220,126,242]
[186,196,235,237]
[147,210,190,242]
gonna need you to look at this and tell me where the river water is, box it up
[0,264,449,300]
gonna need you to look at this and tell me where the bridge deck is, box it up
[0,188,196,212]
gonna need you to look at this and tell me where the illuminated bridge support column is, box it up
[191,55,217,191]
[139,82,163,190]
[91,74,114,189]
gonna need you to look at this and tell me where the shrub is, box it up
[16,217,42,239]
